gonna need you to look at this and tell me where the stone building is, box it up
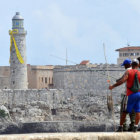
[0,63,124,90]
[0,66,10,89]
[9,12,28,89]
[116,46,140,65]
[53,64,124,90]
[0,65,53,89]
[27,64,54,89]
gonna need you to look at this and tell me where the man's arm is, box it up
[116,70,128,82]
[109,71,129,90]
[116,76,124,82]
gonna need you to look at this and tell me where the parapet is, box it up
[54,64,124,72]
[0,132,140,140]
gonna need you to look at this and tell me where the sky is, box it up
[0,0,140,65]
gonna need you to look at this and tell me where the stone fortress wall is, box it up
[0,65,54,90]
[53,64,125,90]
[0,64,127,132]
[0,66,10,89]
[0,89,64,122]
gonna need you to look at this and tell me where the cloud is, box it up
[31,2,126,64]
[31,3,80,64]
[33,3,78,45]
[47,4,79,45]
[126,0,140,14]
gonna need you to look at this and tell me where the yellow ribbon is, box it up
[9,29,24,64]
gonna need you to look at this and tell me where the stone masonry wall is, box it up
[10,32,28,89]
[53,64,125,90]
[0,65,129,132]
[0,84,126,129]
[0,89,64,122]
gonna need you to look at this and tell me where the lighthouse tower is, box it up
[9,12,28,89]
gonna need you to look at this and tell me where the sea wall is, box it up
[0,87,126,133]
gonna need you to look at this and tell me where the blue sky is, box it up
[0,0,140,65]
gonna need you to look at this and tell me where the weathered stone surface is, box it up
[10,12,28,89]
[0,132,140,140]
[0,64,130,134]
[0,121,113,134]
[53,64,125,90]
[0,87,127,133]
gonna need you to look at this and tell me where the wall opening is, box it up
[51,109,56,115]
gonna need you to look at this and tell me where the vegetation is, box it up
[0,109,7,118]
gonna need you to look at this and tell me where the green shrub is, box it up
[0,109,7,118]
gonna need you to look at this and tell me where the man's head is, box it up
[131,59,139,69]
[137,57,140,68]
[121,58,131,69]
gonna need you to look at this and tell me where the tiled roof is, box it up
[116,46,140,51]
[80,60,89,65]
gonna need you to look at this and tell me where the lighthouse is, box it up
[9,12,28,89]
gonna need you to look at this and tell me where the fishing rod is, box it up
[103,43,116,132]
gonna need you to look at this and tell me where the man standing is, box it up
[109,59,140,132]
[117,59,135,131]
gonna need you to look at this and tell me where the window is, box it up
[13,70,15,73]
[49,77,50,84]
[14,21,20,28]
[13,81,15,84]
[42,77,43,82]
[45,77,47,83]
[51,109,56,115]
[19,21,23,28]
[52,78,53,84]
[16,22,19,26]
[123,53,129,56]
